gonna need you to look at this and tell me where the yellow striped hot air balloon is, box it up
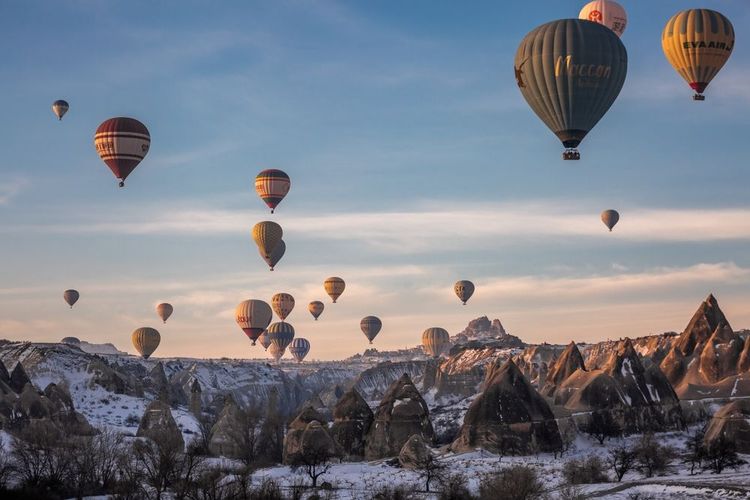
[324,277,345,303]
[271,293,295,321]
[422,327,450,358]
[252,221,283,260]
[662,9,734,101]
[132,327,161,359]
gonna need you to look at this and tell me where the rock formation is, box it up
[330,388,373,460]
[283,405,336,464]
[9,363,31,393]
[365,373,434,460]
[541,341,585,396]
[704,400,750,453]
[455,316,524,348]
[136,399,184,451]
[189,378,202,417]
[398,433,433,469]
[451,359,562,454]
[208,396,246,458]
[514,343,562,388]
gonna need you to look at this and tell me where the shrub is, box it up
[562,455,609,484]
[478,465,546,500]
[438,473,475,500]
[633,433,676,478]
[369,483,419,500]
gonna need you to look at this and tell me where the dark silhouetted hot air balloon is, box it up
[662,9,734,101]
[259,330,271,350]
[360,316,382,344]
[156,303,173,323]
[132,327,160,359]
[324,277,345,303]
[255,169,291,213]
[515,19,627,160]
[260,240,285,271]
[52,100,69,121]
[579,0,627,37]
[235,299,273,345]
[601,209,620,231]
[289,338,310,363]
[271,293,295,321]
[454,280,475,305]
[308,301,324,320]
[267,322,295,353]
[94,117,150,187]
[64,289,79,309]
[422,327,450,358]
[253,221,283,261]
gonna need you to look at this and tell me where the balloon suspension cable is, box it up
[693,93,705,101]
[563,149,580,161]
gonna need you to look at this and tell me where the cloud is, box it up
[0,178,28,205]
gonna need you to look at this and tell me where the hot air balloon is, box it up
[289,338,311,363]
[252,221,283,260]
[454,280,475,305]
[94,117,150,187]
[579,1,627,37]
[515,19,627,160]
[52,100,69,121]
[271,293,295,321]
[64,289,79,309]
[267,322,295,353]
[324,277,345,303]
[422,327,450,358]
[255,169,291,213]
[156,303,173,323]
[308,301,324,321]
[268,342,284,363]
[360,316,382,344]
[601,209,620,232]
[260,240,285,271]
[259,330,271,350]
[235,299,273,345]
[132,327,160,359]
[662,9,734,101]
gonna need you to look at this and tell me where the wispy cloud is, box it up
[0,178,28,205]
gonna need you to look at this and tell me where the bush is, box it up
[438,473,475,500]
[369,484,419,500]
[633,434,676,478]
[557,484,586,500]
[479,465,546,500]
[562,455,609,484]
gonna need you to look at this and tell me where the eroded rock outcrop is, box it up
[283,405,329,463]
[136,399,184,450]
[398,433,433,469]
[365,373,434,460]
[330,388,373,460]
[541,341,585,396]
[451,359,562,454]
[704,400,750,453]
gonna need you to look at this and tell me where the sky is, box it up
[0,0,749,361]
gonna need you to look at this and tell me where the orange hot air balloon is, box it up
[324,277,345,303]
[255,169,291,213]
[308,301,324,320]
[132,327,160,359]
[271,293,295,321]
[94,117,150,187]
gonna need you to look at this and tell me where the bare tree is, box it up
[702,435,746,474]
[11,423,72,491]
[583,411,621,445]
[607,442,636,482]
[0,439,13,490]
[290,444,335,488]
[226,406,262,467]
[132,431,184,499]
[683,429,706,475]
[633,433,675,478]
[412,452,447,493]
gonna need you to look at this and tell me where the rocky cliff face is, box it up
[454,316,524,348]
[541,341,585,397]
[704,399,750,453]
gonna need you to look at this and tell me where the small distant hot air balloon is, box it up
[579,0,627,37]
[308,301,324,321]
[268,342,284,363]
[662,9,734,101]
[260,240,285,271]
[64,289,79,309]
[259,330,271,350]
[601,209,620,232]
[252,221,283,261]
[94,117,150,187]
[422,327,450,358]
[289,338,311,363]
[324,277,345,303]
[156,303,173,323]
[454,280,475,305]
[360,316,382,344]
[255,169,291,213]
[271,293,295,321]
[235,299,273,345]
[515,19,627,160]
[267,322,295,353]
[52,100,69,121]
[132,327,160,359]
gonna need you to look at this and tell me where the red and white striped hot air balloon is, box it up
[255,169,290,213]
[94,117,150,187]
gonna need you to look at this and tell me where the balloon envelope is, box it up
[235,300,273,345]
[360,316,382,344]
[260,240,285,271]
[255,169,291,213]
[454,280,475,305]
[324,277,346,303]
[601,209,620,231]
[94,117,150,187]
[132,327,160,359]
[156,303,173,323]
[64,289,79,308]
[514,19,627,156]
[267,322,295,352]
[259,330,271,350]
[579,0,627,37]
[289,337,311,363]
[252,221,283,260]
[662,9,734,99]
[422,327,450,358]
[308,301,324,320]
[271,293,295,321]
[52,100,69,120]
[268,342,284,363]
